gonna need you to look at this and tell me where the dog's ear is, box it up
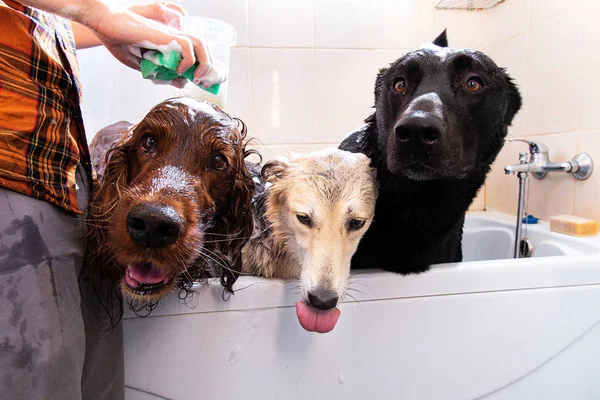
[214,120,257,294]
[432,29,448,47]
[84,131,133,326]
[374,66,389,102]
[219,156,255,293]
[504,74,522,125]
[261,155,291,182]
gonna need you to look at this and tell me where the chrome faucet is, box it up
[504,139,593,180]
[504,139,594,259]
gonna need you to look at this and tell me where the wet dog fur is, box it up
[243,148,378,310]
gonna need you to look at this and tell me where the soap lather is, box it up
[139,50,226,95]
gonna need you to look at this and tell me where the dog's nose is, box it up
[126,203,184,248]
[307,288,339,310]
[395,118,443,145]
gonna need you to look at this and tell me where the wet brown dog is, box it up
[86,98,255,314]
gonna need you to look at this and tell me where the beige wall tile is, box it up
[578,1,600,130]
[488,33,529,137]
[434,9,490,49]
[251,143,339,162]
[524,6,584,136]
[487,0,529,43]
[469,186,486,211]
[529,0,587,28]
[574,131,600,221]
[486,141,523,215]
[313,49,409,143]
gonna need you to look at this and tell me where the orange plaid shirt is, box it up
[0,0,91,215]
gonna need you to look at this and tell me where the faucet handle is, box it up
[508,138,549,154]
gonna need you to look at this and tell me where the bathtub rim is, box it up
[123,251,600,319]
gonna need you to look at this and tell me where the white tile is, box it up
[251,143,339,162]
[486,0,529,43]
[79,47,180,141]
[314,0,376,48]
[179,0,249,46]
[313,49,408,143]
[524,7,583,136]
[248,0,313,47]
[372,0,435,48]
[250,49,315,145]
[488,33,529,137]
[79,47,120,142]
[434,9,490,49]
[578,1,600,131]
[315,0,435,49]
[225,48,253,129]
[529,0,587,28]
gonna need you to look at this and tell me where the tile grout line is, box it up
[516,129,600,138]
[245,0,255,130]
[233,45,414,51]
[571,1,585,217]
[528,0,589,32]
[311,0,317,141]
[575,1,586,132]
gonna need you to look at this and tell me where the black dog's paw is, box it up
[432,29,448,47]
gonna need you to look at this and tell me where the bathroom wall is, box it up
[481,0,599,222]
[79,0,436,155]
[77,0,599,219]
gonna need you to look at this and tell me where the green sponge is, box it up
[139,51,220,95]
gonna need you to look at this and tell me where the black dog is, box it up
[340,31,521,273]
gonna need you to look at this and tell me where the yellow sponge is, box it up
[550,215,598,237]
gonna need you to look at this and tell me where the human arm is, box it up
[19,0,212,80]
[71,2,187,50]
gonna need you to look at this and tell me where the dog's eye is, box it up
[296,214,312,227]
[140,135,156,153]
[210,154,228,171]
[394,78,408,93]
[465,77,483,92]
[348,219,366,231]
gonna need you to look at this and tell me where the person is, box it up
[0,1,223,399]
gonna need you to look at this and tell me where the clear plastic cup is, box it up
[180,17,237,109]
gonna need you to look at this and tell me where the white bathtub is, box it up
[123,211,600,400]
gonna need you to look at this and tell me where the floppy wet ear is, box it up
[374,67,389,101]
[214,124,256,294]
[261,155,291,182]
[432,29,448,47]
[218,160,255,293]
[84,132,133,327]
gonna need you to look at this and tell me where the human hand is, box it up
[128,2,186,30]
[80,1,214,85]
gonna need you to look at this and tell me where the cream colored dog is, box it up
[243,148,378,333]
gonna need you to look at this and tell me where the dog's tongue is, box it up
[295,301,341,334]
[126,263,169,285]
